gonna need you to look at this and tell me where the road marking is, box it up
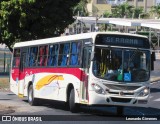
[154,98,160,101]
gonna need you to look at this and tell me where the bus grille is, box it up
[108,91,134,95]
[104,84,140,91]
[111,97,131,103]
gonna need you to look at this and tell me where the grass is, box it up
[0,77,9,90]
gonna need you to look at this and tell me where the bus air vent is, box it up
[104,84,140,91]
[111,97,131,103]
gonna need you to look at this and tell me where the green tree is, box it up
[101,11,111,31]
[150,5,160,18]
[112,2,133,18]
[103,11,111,18]
[0,0,80,51]
[133,7,143,18]
[73,0,89,16]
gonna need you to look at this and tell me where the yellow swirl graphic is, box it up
[36,75,64,90]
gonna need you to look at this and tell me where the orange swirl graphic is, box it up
[36,75,64,90]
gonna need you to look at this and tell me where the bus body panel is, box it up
[10,32,151,108]
[11,67,87,103]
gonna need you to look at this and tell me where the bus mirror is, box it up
[151,52,155,71]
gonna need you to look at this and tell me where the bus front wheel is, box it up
[69,88,79,113]
[28,85,38,106]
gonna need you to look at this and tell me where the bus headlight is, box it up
[91,83,105,95]
[138,87,149,97]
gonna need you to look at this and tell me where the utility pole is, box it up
[4,49,6,72]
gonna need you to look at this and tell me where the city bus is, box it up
[10,32,154,114]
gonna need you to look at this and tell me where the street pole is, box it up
[4,51,6,72]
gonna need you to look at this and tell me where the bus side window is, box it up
[70,41,82,66]
[13,49,20,68]
[48,44,59,66]
[58,43,70,66]
[38,46,48,66]
[29,47,38,67]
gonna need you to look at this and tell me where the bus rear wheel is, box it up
[69,88,79,113]
[28,85,38,106]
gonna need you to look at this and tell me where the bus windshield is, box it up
[92,47,150,83]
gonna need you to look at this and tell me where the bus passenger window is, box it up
[38,46,48,66]
[13,49,20,68]
[29,47,38,67]
[48,44,59,66]
[70,41,82,66]
[58,43,70,66]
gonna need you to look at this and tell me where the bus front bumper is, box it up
[88,91,149,106]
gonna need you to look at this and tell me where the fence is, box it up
[0,48,12,76]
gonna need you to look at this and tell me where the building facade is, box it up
[87,0,111,16]
[156,0,160,5]
[126,0,156,12]
[87,0,158,16]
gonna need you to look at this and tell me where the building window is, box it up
[97,0,106,4]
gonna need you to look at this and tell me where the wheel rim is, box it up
[28,88,33,102]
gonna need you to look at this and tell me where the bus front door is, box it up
[81,47,91,103]
[18,52,26,98]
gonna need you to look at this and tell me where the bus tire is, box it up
[69,88,79,113]
[28,85,38,106]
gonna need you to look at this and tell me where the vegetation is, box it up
[133,7,143,18]
[73,0,89,16]
[150,5,160,18]
[0,0,159,52]
[0,78,9,90]
[111,2,134,18]
[0,0,80,52]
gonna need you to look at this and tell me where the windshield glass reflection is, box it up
[92,47,150,83]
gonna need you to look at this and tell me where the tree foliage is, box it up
[0,0,80,51]
[133,7,143,18]
[111,2,134,18]
[73,0,89,16]
[150,5,160,18]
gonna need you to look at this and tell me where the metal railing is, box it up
[0,48,12,74]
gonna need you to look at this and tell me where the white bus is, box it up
[10,32,154,114]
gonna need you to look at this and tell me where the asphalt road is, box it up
[0,82,160,124]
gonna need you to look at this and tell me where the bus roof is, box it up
[14,32,148,48]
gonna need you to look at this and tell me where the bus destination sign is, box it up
[95,34,150,49]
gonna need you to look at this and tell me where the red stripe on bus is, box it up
[12,68,86,81]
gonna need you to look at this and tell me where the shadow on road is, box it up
[22,99,160,118]
[150,88,160,93]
